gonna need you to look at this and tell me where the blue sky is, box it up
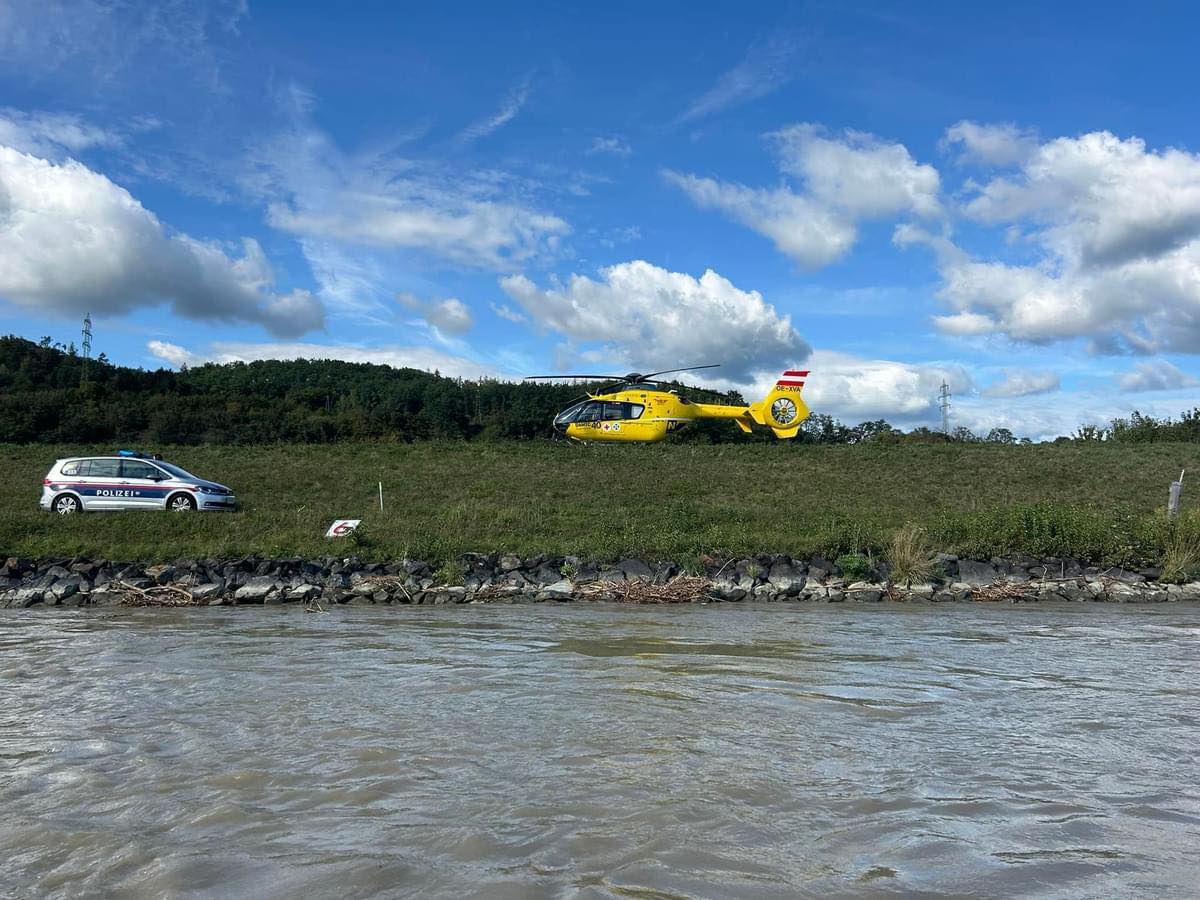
[2,0,1199,437]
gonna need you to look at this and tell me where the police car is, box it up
[40,450,237,514]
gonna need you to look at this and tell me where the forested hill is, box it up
[3,335,1198,445]
[0,335,604,443]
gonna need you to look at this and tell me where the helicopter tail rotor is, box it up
[749,370,811,438]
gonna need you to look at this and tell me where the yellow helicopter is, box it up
[525,365,811,442]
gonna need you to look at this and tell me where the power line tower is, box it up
[938,379,951,434]
[81,312,93,384]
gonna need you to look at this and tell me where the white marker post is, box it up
[379,481,384,513]
[1168,470,1184,522]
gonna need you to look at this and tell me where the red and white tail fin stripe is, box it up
[776,369,809,388]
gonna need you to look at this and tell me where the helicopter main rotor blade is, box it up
[523,374,626,381]
[640,364,721,380]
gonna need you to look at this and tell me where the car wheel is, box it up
[53,494,80,515]
[169,493,197,512]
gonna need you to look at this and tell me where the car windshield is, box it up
[154,462,195,479]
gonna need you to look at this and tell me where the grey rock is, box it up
[234,577,280,602]
[907,583,935,600]
[770,575,804,595]
[1172,582,1200,601]
[286,584,321,602]
[50,575,83,600]
[653,562,680,584]
[847,582,883,603]
[190,583,224,603]
[15,588,44,608]
[543,579,574,598]
[1107,568,1146,584]
[531,565,563,586]
[957,560,997,586]
[618,559,653,582]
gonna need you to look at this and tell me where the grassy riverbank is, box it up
[2,441,1198,566]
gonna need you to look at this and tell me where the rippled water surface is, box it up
[2,603,1199,898]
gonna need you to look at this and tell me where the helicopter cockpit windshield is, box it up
[554,400,646,429]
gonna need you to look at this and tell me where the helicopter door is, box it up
[576,402,603,422]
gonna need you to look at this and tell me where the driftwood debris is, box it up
[111,580,199,607]
[576,575,713,604]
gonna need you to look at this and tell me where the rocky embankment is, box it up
[2,553,1199,608]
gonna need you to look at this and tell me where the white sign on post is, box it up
[325,519,362,538]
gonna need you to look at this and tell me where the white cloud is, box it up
[799,350,972,423]
[0,146,323,337]
[250,106,568,272]
[0,0,248,90]
[1117,359,1199,392]
[666,125,940,269]
[587,137,632,157]
[459,78,531,143]
[663,173,857,269]
[771,124,942,219]
[425,298,473,334]
[982,368,1060,397]
[499,260,809,382]
[490,302,527,323]
[147,339,503,380]
[0,108,123,157]
[903,129,1200,353]
[396,292,474,334]
[963,131,1200,268]
[147,340,200,369]
[676,33,799,124]
[942,120,1038,166]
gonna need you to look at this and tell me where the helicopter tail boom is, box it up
[749,370,810,438]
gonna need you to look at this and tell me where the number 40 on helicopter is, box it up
[524,365,811,443]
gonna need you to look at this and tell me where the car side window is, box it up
[88,459,121,478]
[122,460,161,480]
[60,461,80,476]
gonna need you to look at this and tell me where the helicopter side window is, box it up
[601,402,625,421]
[625,403,645,419]
[576,401,603,422]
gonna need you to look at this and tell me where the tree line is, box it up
[1,335,1196,445]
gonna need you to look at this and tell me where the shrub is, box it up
[929,503,1157,566]
[887,523,933,583]
[432,560,464,586]
[836,553,872,581]
[1161,519,1200,583]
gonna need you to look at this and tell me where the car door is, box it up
[78,458,123,509]
[119,459,169,508]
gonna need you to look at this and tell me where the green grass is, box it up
[2,441,1199,566]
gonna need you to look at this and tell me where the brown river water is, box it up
[2,603,1199,899]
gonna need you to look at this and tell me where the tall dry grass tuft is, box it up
[1161,527,1200,583]
[887,523,934,584]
